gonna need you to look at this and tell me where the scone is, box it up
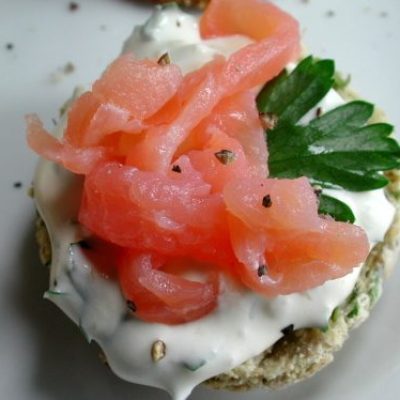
[27,0,400,399]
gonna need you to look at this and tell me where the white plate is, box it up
[1,0,399,399]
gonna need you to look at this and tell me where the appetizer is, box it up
[27,0,400,399]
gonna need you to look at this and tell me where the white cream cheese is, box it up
[34,6,395,400]
[122,5,252,74]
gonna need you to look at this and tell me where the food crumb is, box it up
[50,62,75,83]
[281,324,295,336]
[172,165,182,173]
[257,264,267,277]
[157,53,171,66]
[314,187,322,198]
[151,340,166,362]
[214,149,236,165]
[6,43,14,50]
[262,194,272,208]
[259,112,278,131]
[28,186,35,198]
[127,300,137,312]
[77,240,91,249]
[69,2,79,11]
[98,352,110,368]
[13,181,22,189]
[64,62,75,74]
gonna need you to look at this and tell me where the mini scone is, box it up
[28,0,400,399]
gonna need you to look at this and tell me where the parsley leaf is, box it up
[266,99,399,191]
[318,194,355,223]
[257,56,334,125]
[257,57,400,222]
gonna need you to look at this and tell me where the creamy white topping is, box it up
[122,5,252,74]
[34,7,395,400]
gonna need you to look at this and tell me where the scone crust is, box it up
[34,86,400,392]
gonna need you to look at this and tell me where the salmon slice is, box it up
[65,55,182,147]
[201,0,300,93]
[118,252,219,324]
[188,129,248,192]
[92,54,183,119]
[228,211,369,297]
[205,91,268,177]
[219,30,299,96]
[126,58,224,171]
[225,176,369,296]
[126,31,298,173]
[79,159,233,266]
[200,0,300,42]
[65,93,144,147]
[224,176,322,232]
[26,114,109,174]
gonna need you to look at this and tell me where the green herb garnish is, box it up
[368,284,381,305]
[320,325,329,333]
[318,194,355,223]
[44,290,68,297]
[182,359,207,372]
[257,57,334,126]
[257,56,400,222]
[333,71,351,90]
[346,303,360,319]
[330,307,341,323]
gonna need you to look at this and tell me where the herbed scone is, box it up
[34,85,400,392]
[27,0,400,398]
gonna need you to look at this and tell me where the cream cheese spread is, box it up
[34,6,395,400]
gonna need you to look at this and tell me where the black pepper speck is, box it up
[257,264,267,277]
[69,2,79,11]
[214,149,236,165]
[127,300,137,312]
[281,324,295,336]
[314,188,322,198]
[172,165,182,173]
[77,240,91,249]
[262,194,272,208]
[157,52,171,66]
